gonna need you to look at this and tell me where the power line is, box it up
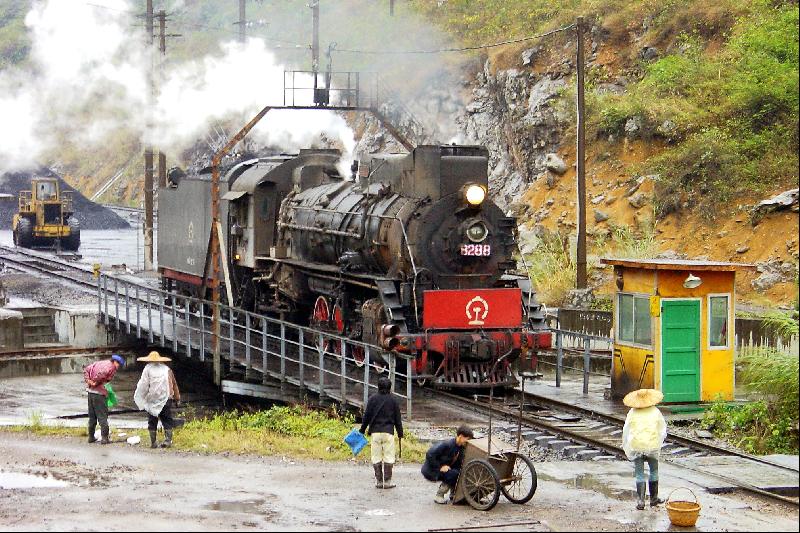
[332,23,576,55]
[171,20,306,48]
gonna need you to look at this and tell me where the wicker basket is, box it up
[666,487,701,527]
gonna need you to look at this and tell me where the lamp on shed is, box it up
[683,273,702,289]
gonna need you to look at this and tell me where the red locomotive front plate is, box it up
[423,288,523,330]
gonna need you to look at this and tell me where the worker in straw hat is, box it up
[622,388,667,510]
[133,351,181,449]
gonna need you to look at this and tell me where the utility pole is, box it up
[157,9,167,189]
[575,16,587,289]
[311,0,319,79]
[389,0,395,16]
[144,0,155,271]
[238,0,246,43]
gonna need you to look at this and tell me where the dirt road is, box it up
[0,432,796,531]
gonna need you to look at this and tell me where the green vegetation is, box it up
[702,348,799,454]
[593,1,798,218]
[176,405,425,462]
[524,221,657,305]
[0,0,30,68]
[4,405,428,463]
[414,0,799,219]
[600,222,658,260]
[524,232,581,305]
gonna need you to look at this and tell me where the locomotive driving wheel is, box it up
[329,303,345,360]
[311,296,332,354]
[311,296,347,359]
[462,459,501,511]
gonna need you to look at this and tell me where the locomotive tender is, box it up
[158,144,550,388]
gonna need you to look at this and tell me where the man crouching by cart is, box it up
[421,425,474,504]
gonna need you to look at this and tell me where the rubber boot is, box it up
[434,483,450,504]
[149,431,158,449]
[100,429,110,445]
[636,482,646,510]
[161,430,173,448]
[382,463,396,489]
[373,464,384,489]
[649,481,664,506]
[88,423,97,443]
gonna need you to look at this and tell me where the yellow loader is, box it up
[12,177,80,250]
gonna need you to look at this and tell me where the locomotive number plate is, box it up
[460,244,491,256]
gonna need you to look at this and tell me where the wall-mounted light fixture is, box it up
[683,273,702,289]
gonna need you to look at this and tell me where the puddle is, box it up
[364,508,395,516]
[0,471,69,489]
[539,472,633,500]
[204,499,266,514]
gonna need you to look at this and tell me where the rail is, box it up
[96,273,414,415]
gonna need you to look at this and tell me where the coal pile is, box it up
[0,168,130,230]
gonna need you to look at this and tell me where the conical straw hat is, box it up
[136,350,172,363]
[623,388,663,408]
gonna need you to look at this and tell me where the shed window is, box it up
[709,295,729,348]
[618,293,652,346]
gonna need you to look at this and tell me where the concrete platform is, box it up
[671,455,800,496]
[520,375,631,420]
[520,374,733,422]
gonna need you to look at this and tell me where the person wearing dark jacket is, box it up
[421,425,474,504]
[360,377,404,489]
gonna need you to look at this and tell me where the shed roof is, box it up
[600,258,755,271]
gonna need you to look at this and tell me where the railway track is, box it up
[0,245,99,292]
[431,388,799,506]
[0,245,154,295]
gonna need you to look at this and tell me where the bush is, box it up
[702,400,797,454]
[739,348,799,419]
[702,348,799,454]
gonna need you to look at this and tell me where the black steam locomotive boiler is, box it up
[158,145,550,388]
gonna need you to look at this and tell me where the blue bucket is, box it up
[344,429,368,456]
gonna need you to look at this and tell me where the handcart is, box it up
[451,371,539,511]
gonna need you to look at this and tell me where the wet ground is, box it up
[0,431,797,531]
[0,228,156,271]
[0,362,220,428]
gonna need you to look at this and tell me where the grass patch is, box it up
[177,406,427,462]
[524,221,657,306]
[2,405,429,463]
[600,222,659,260]
[523,232,580,306]
[701,348,799,454]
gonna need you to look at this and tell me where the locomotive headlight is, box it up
[465,184,486,206]
[466,221,489,243]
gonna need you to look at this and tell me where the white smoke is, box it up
[0,0,357,174]
[154,38,356,172]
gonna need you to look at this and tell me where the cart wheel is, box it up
[500,453,537,504]
[462,459,501,511]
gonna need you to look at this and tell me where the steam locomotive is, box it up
[158,145,550,388]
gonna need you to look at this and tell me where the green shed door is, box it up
[661,300,701,403]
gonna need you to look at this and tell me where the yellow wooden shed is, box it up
[600,258,753,403]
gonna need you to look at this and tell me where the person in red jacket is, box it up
[83,354,125,444]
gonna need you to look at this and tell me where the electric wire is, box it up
[331,23,576,55]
